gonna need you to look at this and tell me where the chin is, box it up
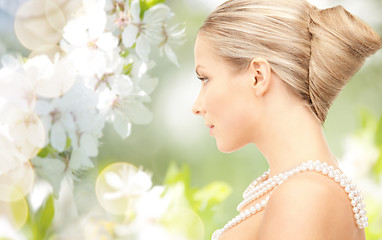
[216,141,246,153]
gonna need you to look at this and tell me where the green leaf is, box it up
[37,144,57,158]
[164,162,190,189]
[123,62,134,75]
[65,137,72,149]
[192,181,231,213]
[139,0,149,19]
[37,147,50,158]
[34,195,55,239]
[120,49,130,58]
[21,195,55,240]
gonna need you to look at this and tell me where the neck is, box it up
[253,104,338,178]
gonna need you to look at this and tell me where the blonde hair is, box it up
[199,0,381,125]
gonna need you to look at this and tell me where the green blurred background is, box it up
[1,0,381,238]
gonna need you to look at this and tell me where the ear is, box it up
[248,57,272,96]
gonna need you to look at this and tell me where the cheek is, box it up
[205,86,252,127]
[204,87,230,119]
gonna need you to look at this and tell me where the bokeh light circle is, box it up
[35,58,76,98]
[96,162,141,215]
[45,0,66,32]
[28,45,63,60]
[8,109,46,159]
[14,0,63,51]
[0,195,28,230]
[0,160,35,202]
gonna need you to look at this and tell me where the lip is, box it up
[209,125,214,135]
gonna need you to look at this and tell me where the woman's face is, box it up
[192,34,258,153]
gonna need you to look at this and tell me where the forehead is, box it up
[194,34,217,64]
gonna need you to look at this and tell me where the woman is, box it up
[191,0,381,239]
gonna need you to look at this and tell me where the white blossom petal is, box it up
[122,24,139,48]
[130,0,141,22]
[104,172,124,189]
[88,11,107,40]
[96,32,118,52]
[114,75,134,96]
[50,122,67,152]
[131,170,152,192]
[136,34,151,62]
[143,4,170,24]
[31,157,66,196]
[63,18,89,47]
[104,0,114,12]
[164,44,179,67]
[113,114,131,139]
[139,76,158,95]
[126,100,152,124]
[69,149,94,170]
[79,133,99,157]
[103,190,124,200]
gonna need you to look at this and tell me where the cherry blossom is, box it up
[122,0,172,61]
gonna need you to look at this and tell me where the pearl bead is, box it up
[348,192,354,199]
[353,206,359,213]
[255,203,261,211]
[357,203,363,209]
[359,209,367,215]
[250,206,256,213]
[245,209,250,217]
[308,164,314,171]
[334,175,341,182]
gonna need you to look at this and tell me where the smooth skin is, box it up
[192,34,366,239]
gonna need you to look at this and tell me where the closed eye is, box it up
[197,75,209,84]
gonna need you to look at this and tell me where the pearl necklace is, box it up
[211,160,369,240]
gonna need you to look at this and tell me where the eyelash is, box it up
[197,76,209,85]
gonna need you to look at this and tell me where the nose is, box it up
[192,105,202,115]
[192,91,205,116]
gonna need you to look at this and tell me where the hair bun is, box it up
[308,5,381,123]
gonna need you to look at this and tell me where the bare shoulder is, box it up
[257,171,365,240]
